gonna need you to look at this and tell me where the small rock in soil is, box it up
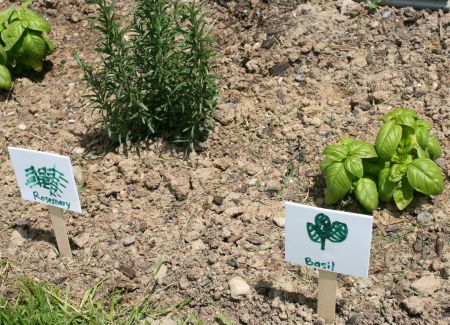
[411,275,441,295]
[273,215,285,227]
[401,296,424,316]
[269,62,290,76]
[381,12,392,20]
[246,235,262,245]
[73,232,90,248]
[144,170,161,190]
[72,147,85,155]
[14,218,29,227]
[224,207,244,218]
[228,276,251,300]
[122,235,136,246]
[17,123,27,131]
[213,196,224,206]
[155,264,168,285]
[72,165,85,186]
[435,238,444,258]
[11,228,27,246]
[416,211,434,223]
[165,174,190,201]
[118,264,136,279]
[340,0,361,18]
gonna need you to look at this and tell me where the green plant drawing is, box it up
[25,165,68,198]
[307,213,348,250]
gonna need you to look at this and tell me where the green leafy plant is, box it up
[76,0,219,151]
[321,108,444,211]
[366,0,383,10]
[0,0,54,90]
[307,213,348,250]
[320,137,379,211]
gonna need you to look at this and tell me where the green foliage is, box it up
[366,0,383,10]
[0,0,54,90]
[76,0,219,151]
[307,213,348,250]
[321,108,444,211]
[0,278,201,324]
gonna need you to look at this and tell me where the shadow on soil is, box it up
[79,127,205,159]
[15,225,80,251]
[255,280,317,310]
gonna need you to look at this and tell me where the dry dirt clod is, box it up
[228,276,250,300]
[273,215,285,228]
[144,170,161,190]
[411,275,441,295]
[165,174,191,201]
[401,296,424,316]
[122,235,136,246]
[118,264,136,279]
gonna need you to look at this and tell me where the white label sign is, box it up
[285,202,373,278]
[8,147,81,213]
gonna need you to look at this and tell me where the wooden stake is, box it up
[317,270,337,324]
[48,206,72,259]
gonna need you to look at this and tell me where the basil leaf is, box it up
[348,140,378,159]
[396,116,416,128]
[339,137,353,146]
[0,64,11,90]
[324,144,348,162]
[378,167,396,202]
[0,45,6,65]
[344,156,363,179]
[393,179,414,210]
[1,20,25,50]
[0,6,14,31]
[381,108,417,123]
[415,146,429,159]
[389,164,408,183]
[43,35,54,53]
[427,136,441,160]
[415,126,429,150]
[407,158,444,195]
[17,30,47,72]
[320,156,335,174]
[324,162,352,205]
[375,121,402,160]
[21,9,50,33]
[355,178,379,211]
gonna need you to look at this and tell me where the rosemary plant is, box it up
[76,0,218,150]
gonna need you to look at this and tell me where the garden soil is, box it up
[1,0,449,324]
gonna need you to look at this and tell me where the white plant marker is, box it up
[285,202,373,324]
[8,147,82,259]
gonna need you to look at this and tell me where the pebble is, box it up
[273,215,285,228]
[73,232,90,248]
[228,276,250,300]
[17,123,27,131]
[294,75,306,83]
[122,235,136,246]
[340,0,361,17]
[246,235,262,245]
[11,228,27,246]
[144,170,161,190]
[401,296,424,316]
[165,174,190,201]
[411,275,441,295]
[72,165,85,186]
[416,212,434,223]
[73,147,85,155]
[14,218,29,227]
[118,264,136,279]
[154,264,168,285]
[381,12,392,20]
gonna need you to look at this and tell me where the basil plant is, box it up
[321,108,444,211]
[0,0,54,90]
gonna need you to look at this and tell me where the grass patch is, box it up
[0,278,203,324]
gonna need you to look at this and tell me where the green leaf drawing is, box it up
[307,213,348,250]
